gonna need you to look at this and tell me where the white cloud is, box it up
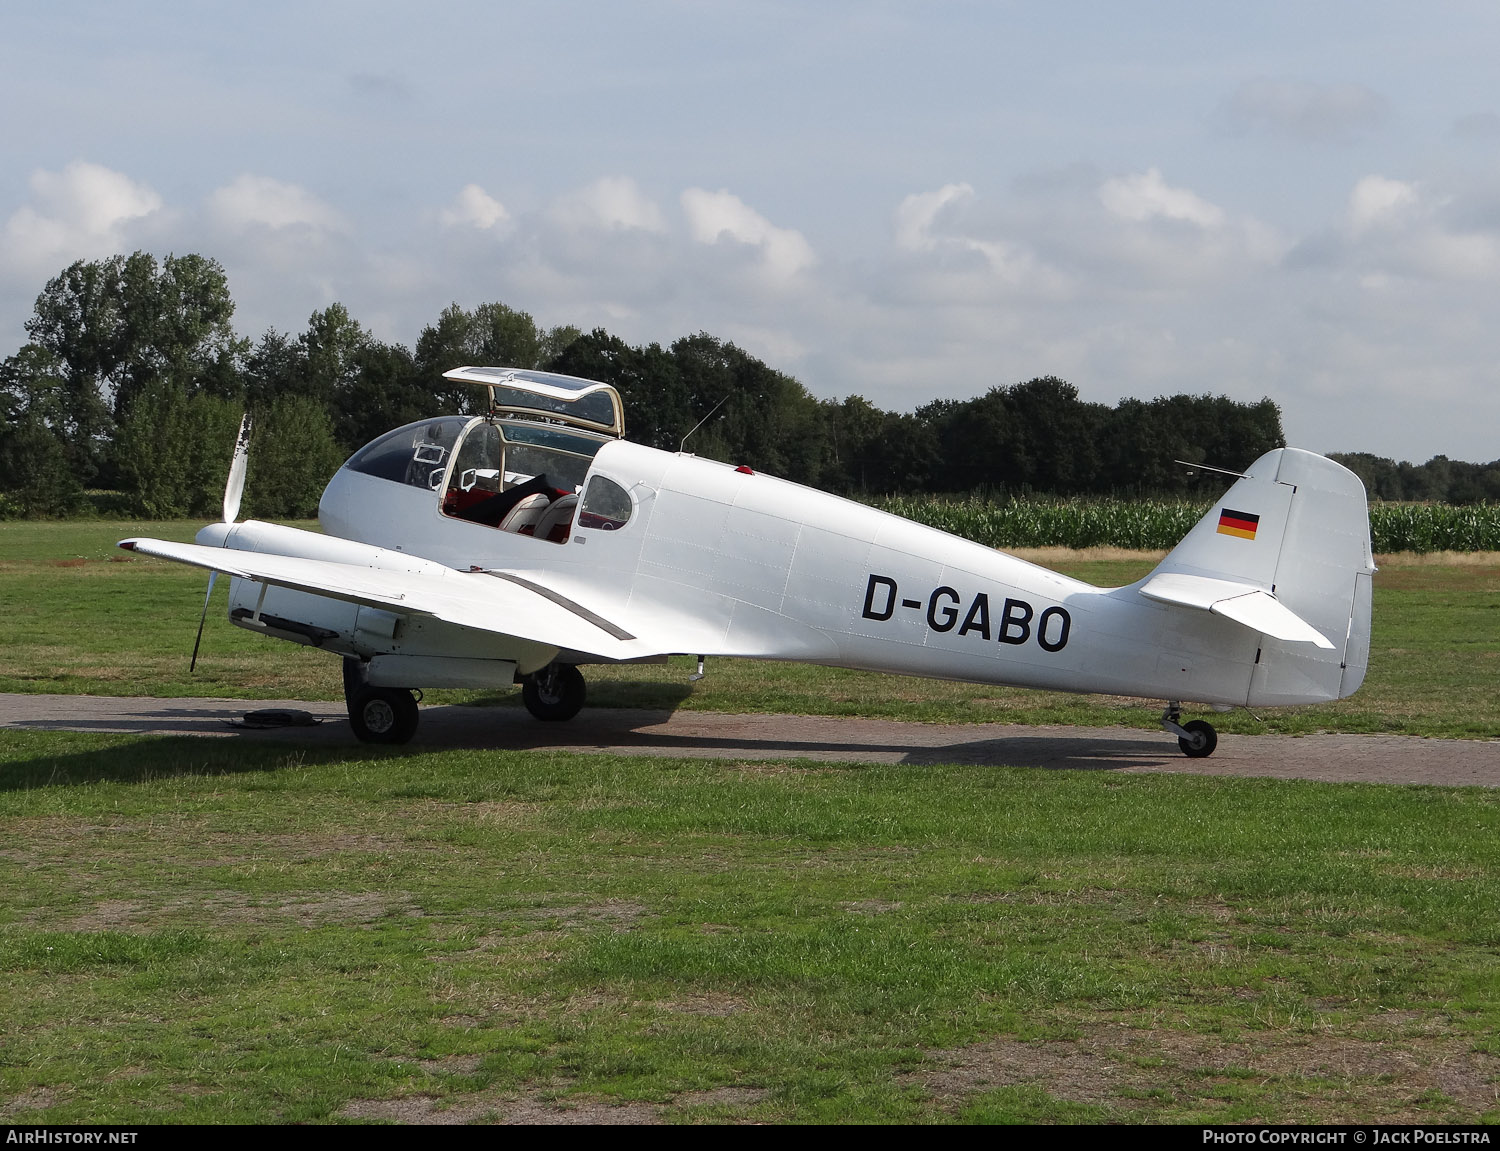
[1348,175,1419,235]
[2,161,162,270]
[551,176,665,234]
[207,175,344,233]
[439,183,511,231]
[891,182,1047,286]
[680,187,814,281]
[894,183,974,251]
[1334,175,1500,283]
[1220,79,1387,143]
[1099,168,1224,229]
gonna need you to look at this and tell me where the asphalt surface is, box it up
[2,692,1498,787]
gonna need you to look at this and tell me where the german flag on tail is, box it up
[1216,508,1260,540]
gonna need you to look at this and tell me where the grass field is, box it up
[2,521,1499,1125]
[2,730,1498,1124]
[2,521,1498,739]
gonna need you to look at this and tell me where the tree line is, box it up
[3,249,1449,521]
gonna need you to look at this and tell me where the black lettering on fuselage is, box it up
[958,593,991,639]
[998,598,1033,645]
[860,576,1070,653]
[1037,605,1071,652]
[927,587,960,632]
[862,575,897,621]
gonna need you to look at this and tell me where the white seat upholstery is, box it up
[498,492,552,534]
[531,493,579,542]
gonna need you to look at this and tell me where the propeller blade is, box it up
[223,414,252,525]
[190,571,217,673]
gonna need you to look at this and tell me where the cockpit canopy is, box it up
[441,366,625,437]
[336,367,633,546]
[344,413,611,492]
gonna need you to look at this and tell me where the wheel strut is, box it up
[1160,701,1218,758]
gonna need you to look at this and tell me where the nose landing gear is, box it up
[1161,702,1218,758]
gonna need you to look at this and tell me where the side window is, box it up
[578,476,632,531]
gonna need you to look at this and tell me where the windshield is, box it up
[345,416,469,491]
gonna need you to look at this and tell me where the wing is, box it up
[119,537,645,662]
[1139,572,1335,649]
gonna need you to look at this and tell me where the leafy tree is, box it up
[0,345,91,515]
[113,379,241,518]
[670,333,833,485]
[333,341,431,454]
[297,304,367,409]
[0,416,89,517]
[537,323,582,367]
[243,329,302,412]
[27,252,244,418]
[246,394,346,519]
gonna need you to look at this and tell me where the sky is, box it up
[3,1,1499,462]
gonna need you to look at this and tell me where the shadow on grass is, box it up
[0,734,395,792]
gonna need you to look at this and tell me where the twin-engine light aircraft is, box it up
[120,367,1375,756]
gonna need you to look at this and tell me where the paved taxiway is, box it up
[1,693,1497,787]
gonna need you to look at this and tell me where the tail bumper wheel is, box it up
[349,685,419,744]
[1177,719,1218,759]
[522,663,586,721]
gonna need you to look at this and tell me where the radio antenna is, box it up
[1174,459,1248,479]
[679,394,730,453]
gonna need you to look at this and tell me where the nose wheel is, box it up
[1161,703,1218,758]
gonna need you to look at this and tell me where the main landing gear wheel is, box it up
[348,685,419,745]
[522,663,586,722]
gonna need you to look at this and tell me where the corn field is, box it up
[868,495,1500,554]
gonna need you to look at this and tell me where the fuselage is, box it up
[305,434,1278,707]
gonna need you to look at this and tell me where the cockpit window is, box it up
[449,421,502,494]
[501,423,599,494]
[345,416,468,490]
[578,475,632,531]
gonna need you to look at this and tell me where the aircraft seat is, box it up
[533,493,580,543]
[499,493,552,534]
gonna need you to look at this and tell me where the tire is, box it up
[1177,719,1217,759]
[342,655,369,702]
[349,685,419,744]
[522,663,586,721]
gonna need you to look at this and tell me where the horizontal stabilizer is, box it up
[1139,573,1334,649]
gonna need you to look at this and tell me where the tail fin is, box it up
[1141,448,1374,706]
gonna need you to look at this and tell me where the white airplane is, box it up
[120,367,1375,756]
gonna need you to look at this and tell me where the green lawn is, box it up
[3,522,1499,1124]
[2,521,1498,739]
[1,730,1497,1124]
